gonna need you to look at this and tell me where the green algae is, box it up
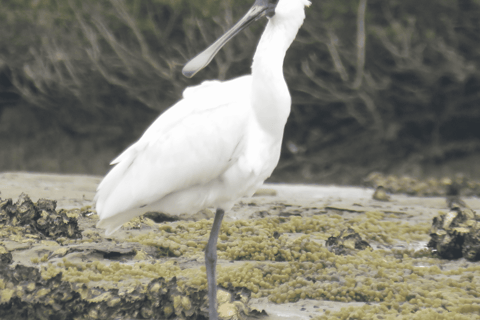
[37,243,480,319]
[126,213,430,262]
[225,251,480,319]
[132,212,478,319]
[2,190,480,319]
[24,208,477,319]
[43,259,183,286]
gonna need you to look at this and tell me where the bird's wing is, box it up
[181,79,222,99]
[110,76,251,166]
[95,75,252,221]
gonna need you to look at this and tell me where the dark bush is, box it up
[1,0,480,182]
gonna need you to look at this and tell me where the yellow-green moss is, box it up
[0,288,14,304]
[125,214,429,263]
[26,205,478,319]
[0,245,8,254]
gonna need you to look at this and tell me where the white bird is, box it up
[95,0,310,318]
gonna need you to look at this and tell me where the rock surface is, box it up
[1,172,480,319]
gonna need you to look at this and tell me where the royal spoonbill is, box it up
[95,0,311,318]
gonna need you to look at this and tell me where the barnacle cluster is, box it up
[0,193,81,240]
[325,228,371,255]
[365,172,480,197]
[0,262,208,320]
[0,245,12,266]
[428,206,480,261]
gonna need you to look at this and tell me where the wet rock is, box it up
[427,206,480,261]
[0,199,15,223]
[0,264,209,320]
[0,245,12,266]
[13,193,39,225]
[216,286,261,320]
[326,228,371,255]
[372,186,390,201]
[0,193,81,240]
[144,211,179,223]
[36,198,57,212]
[463,223,480,262]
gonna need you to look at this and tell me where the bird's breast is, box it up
[219,125,283,200]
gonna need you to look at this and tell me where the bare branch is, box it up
[303,24,349,82]
[109,0,171,78]
[359,91,382,132]
[326,29,349,82]
[90,17,135,75]
[353,0,367,89]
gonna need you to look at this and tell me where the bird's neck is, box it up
[252,15,300,72]
[249,18,299,136]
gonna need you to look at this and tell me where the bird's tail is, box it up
[96,207,146,236]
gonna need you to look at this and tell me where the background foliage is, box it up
[1,0,480,183]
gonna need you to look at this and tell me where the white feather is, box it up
[95,76,282,234]
[95,0,309,236]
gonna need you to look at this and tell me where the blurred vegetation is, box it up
[1,0,480,183]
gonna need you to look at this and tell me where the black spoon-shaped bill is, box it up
[182,0,275,78]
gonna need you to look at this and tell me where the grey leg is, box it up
[205,208,225,320]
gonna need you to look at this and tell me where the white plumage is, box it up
[95,75,280,234]
[95,0,310,318]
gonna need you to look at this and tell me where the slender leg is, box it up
[205,208,225,320]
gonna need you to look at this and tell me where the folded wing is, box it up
[95,76,252,232]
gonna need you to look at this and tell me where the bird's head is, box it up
[270,0,311,20]
[183,0,310,78]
